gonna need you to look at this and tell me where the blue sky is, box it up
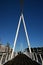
[0,0,43,51]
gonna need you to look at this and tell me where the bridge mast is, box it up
[11,0,31,59]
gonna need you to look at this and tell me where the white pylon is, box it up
[11,13,31,59]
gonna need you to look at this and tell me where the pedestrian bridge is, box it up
[0,50,43,65]
[0,13,43,65]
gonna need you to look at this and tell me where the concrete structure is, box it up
[0,44,12,64]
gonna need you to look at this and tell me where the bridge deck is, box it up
[3,54,40,65]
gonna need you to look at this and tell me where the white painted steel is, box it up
[11,13,31,59]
